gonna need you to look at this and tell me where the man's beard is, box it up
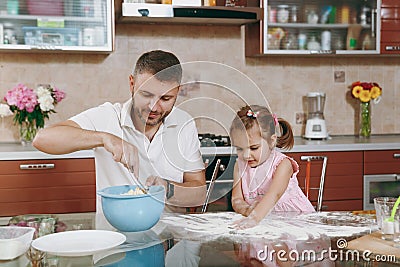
[140,109,165,126]
[131,97,174,127]
[134,106,170,127]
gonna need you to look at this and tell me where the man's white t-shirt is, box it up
[70,99,204,228]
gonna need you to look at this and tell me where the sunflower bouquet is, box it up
[350,81,382,137]
[350,81,382,102]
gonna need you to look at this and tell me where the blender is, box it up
[304,92,328,139]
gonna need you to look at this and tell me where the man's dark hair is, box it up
[133,50,182,83]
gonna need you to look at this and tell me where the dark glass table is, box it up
[1,211,399,267]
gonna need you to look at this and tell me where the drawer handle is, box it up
[394,154,400,159]
[20,164,55,170]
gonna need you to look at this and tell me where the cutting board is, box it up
[347,231,400,259]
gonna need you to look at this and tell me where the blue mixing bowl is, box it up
[97,185,165,232]
[102,242,165,267]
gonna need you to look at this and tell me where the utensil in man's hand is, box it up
[126,166,149,194]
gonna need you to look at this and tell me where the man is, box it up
[33,50,206,228]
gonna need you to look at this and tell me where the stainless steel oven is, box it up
[363,174,400,210]
[199,134,236,212]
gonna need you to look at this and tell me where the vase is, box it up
[19,120,38,146]
[359,101,371,138]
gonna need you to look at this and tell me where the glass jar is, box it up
[3,23,17,44]
[307,36,320,50]
[359,7,371,25]
[277,5,289,23]
[6,0,18,15]
[321,30,331,50]
[225,0,235,7]
[268,6,277,23]
[298,33,307,50]
[307,10,319,24]
[281,33,298,50]
[290,6,298,23]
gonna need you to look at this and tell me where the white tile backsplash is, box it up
[0,23,399,142]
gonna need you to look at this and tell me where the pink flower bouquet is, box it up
[3,83,65,143]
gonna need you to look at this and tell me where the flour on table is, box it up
[160,211,377,241]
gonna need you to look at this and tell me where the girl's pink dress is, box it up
[237,149,315,212]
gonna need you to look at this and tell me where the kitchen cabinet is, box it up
[0,158,96,216]
[286,151,364,211]
[0,0,114,52]
[380,0,400,54]
[245,0,381,56]
[364,150,400,175]
[363,150,400,210]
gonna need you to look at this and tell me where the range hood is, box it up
[119,3,262,25]
[173,6,258,20]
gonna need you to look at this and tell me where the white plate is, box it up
[31,230,126,257]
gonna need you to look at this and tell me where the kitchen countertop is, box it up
[289,134,400,152]
[0,134,399,160]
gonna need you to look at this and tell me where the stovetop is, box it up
[198,134,231,147]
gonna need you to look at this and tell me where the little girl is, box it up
[230,105,314,229]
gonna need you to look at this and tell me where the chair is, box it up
[185,158,221,213]
[300,156,328,212]
[201,159,221,213]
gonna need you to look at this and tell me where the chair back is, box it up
[300,156,328,212]
[201,159,221,213]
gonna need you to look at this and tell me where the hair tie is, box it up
[246,110,259,118]
[272,113,278,126]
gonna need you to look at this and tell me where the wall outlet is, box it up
[334,71,345,83]
[295,112,306,124]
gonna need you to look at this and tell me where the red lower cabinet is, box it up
[0,158,96,216]
[285,151,363,211]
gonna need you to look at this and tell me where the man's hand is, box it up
[144,169,206,208]
[102,133,139,178]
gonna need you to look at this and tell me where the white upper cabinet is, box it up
[0,0,114,52]
[261,0,381,55]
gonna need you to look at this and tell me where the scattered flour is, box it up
[161,211,377,242]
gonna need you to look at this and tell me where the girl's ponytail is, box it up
[276,118,294,150]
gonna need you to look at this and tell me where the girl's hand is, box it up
[231,212,260,230]
[232,199,258,217]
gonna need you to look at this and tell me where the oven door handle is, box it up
[394,153,400,159]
